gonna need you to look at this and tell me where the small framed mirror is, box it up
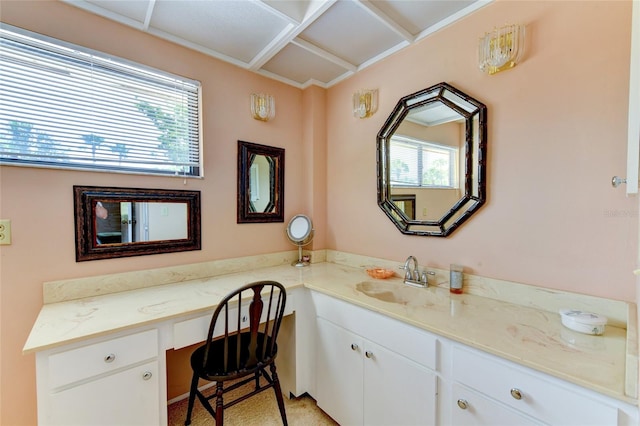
[237,140,285,223]
[74,185,201,261]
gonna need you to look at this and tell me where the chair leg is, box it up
[270,363,288,426]
[215,381,224,426]
[185,373,199,426]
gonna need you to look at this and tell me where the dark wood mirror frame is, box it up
[377,82,487,237]
[237,140,285,223]
[74,185,201,261]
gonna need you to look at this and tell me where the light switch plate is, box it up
[0,219,12,245]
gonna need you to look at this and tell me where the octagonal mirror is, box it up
[377,82,487,237]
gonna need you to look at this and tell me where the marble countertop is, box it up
[23,261,635,405]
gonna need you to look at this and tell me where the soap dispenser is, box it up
[450,264,463,294]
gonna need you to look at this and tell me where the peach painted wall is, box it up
[0,1,315,424]
[0,0,636,424]
[325,0,637,301]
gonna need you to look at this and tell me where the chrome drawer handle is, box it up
[104,353,116,363]
[142,371,153,381]
[365,351,374,359]
[350,343,358,351]
[457,399,468,410]
[510,388,523,400]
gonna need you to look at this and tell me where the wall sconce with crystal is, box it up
[251,93,275,122]
[353,89,378,119]
[478,24,525,75]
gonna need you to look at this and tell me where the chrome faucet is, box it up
[403,255,419,281]
[401,255,434,288]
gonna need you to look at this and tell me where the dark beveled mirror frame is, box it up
[74,185,201,261]
[377,82,487,237]
[237,140,285,223]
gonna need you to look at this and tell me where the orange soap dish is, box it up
[366,268,396,279]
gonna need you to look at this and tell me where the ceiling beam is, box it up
[355,0,414,43]
[142,0,156,31]
[249,0,337,71]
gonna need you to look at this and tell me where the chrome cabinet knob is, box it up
[457,399,468,410]
[510,388,523,400]
[365,351,374,359]
[104,353,116,363]
[142,371,153,381]
[350,343,358,351]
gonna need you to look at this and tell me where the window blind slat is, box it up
[390,135,458,188]
[0,24,202,177]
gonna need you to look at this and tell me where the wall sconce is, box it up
[353,89,378,119]
[478,24,525,75]
[251,93,275,122]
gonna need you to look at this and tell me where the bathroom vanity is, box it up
[24,252,639,425]
[310,289,635,425]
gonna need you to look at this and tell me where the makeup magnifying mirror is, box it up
[286,214,314,267]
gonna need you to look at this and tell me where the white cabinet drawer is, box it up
[48,329,158,389]
[173,291,294,349]
[173,306,239,350]
[452,345,618,425]
[48,360,159,426]
[451,382,541,425]
[312,291,437,370]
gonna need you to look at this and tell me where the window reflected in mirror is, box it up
[377,82,487,237]
[390,137,459,188]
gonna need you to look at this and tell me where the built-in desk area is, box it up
[24,262,306,425]
[24,251,639,425]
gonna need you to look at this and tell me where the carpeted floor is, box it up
[168,382,338,426]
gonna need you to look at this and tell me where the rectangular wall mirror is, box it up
[74,185,201,261]
[237,140,285,223]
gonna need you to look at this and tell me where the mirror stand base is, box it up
[292,245,310,267]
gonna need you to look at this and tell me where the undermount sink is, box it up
[355,280,448,308]
[356,281,418,305]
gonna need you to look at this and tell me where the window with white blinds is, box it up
[0,24,202,177]
[390,135,458,188]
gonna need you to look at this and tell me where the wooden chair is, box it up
[185,281,288,426]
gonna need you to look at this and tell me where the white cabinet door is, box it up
[316,318,364,425]
[316,317,438,426]
[363,339,437,426]
[48,361,160,426]
[451,383,541,426]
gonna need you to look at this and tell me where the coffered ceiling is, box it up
[63,0,490,88]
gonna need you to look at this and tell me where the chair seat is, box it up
[191,332,277,381]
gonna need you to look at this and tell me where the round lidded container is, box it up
[559,309,607,335]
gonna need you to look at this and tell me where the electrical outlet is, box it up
[0,219,12,245]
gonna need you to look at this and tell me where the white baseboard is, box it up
[167,382,216,405]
